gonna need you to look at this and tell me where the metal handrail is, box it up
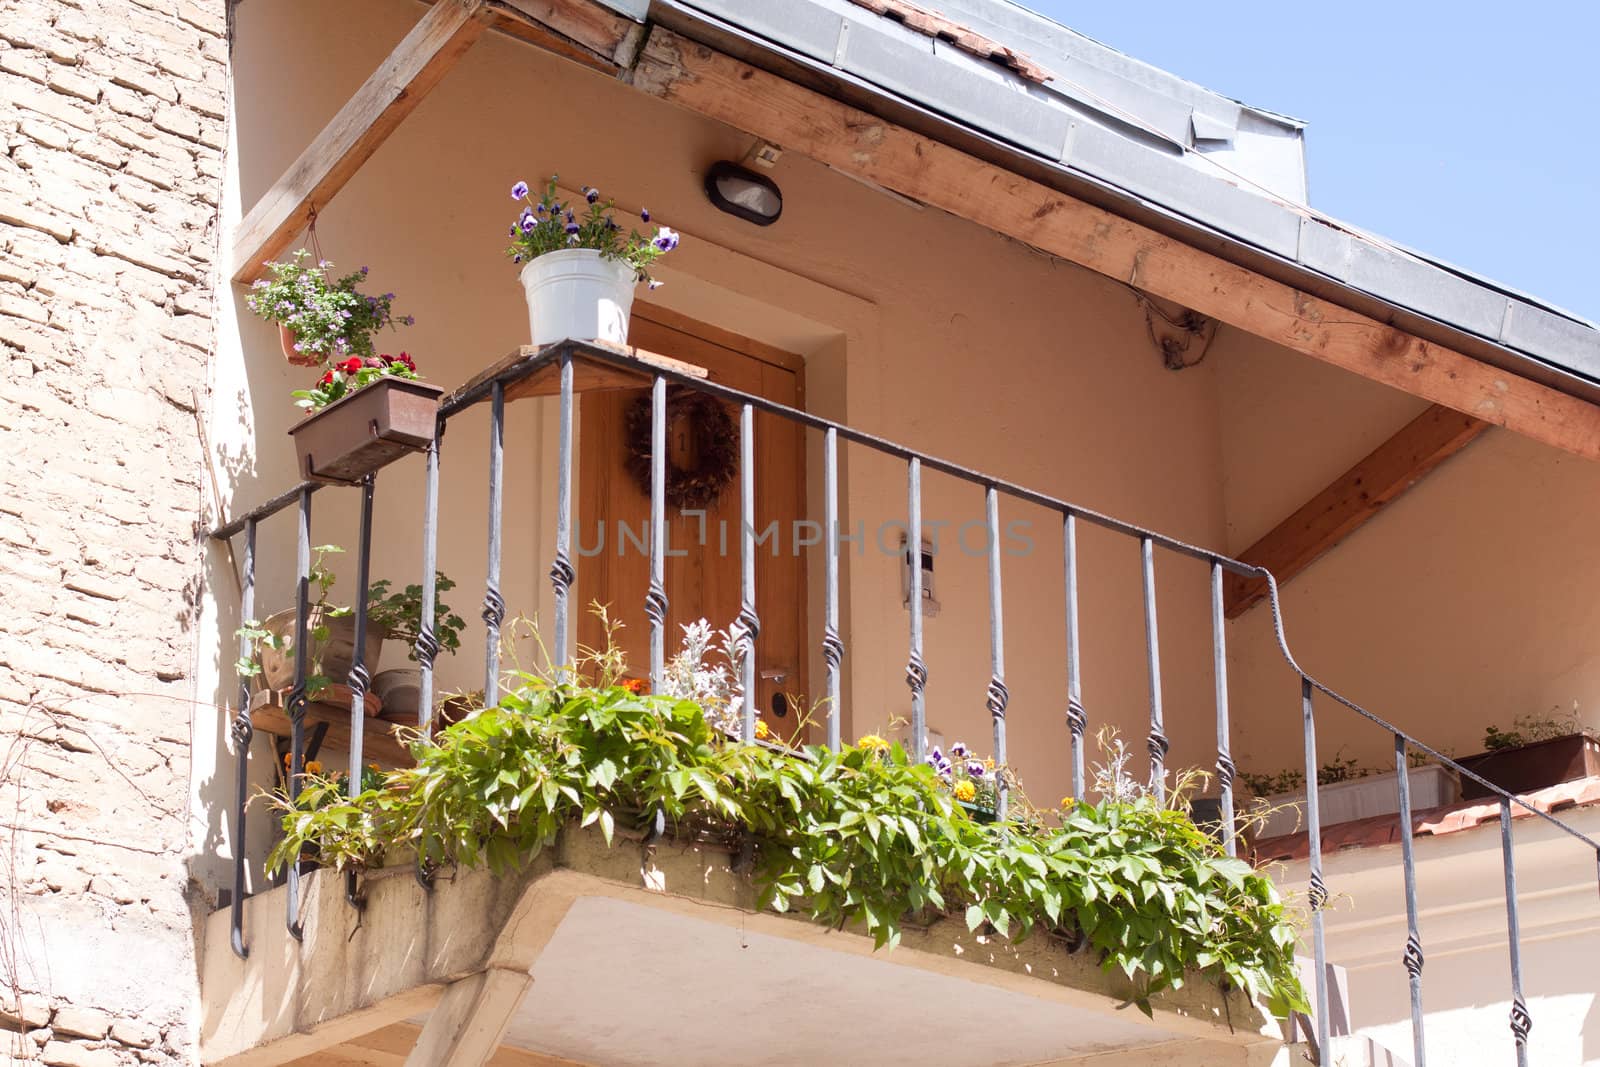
[211,338,1599,1064]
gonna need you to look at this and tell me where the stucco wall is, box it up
[1216,327,1600,781]
[0,0,227,1062]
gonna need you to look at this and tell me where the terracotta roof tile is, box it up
[1249,776,1600,864]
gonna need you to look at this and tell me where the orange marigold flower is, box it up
[754,720,770,740]
[621,677,648,695]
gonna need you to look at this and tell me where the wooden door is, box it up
[577,307,809,740]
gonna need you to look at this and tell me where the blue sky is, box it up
[1022,0,1600,322]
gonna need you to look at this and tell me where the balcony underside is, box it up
[200,827,1283,1067]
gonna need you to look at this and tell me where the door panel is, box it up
[576,308,809,740]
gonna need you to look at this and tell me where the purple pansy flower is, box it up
[950,742,969,759]
[966,760,986,779]
[511,180,529,200]
[640,208,650,222]
[564,221,580,235]
[585,186,599,203]
[651,226,680,253]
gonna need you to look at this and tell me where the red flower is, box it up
[389,351,416,372]
[319,370,334,386]
[362,355,387,369]
[339,357,361,375]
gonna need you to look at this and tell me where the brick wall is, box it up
[0,0,226,1063]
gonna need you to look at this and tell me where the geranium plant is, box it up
[292,352,422,412]
[246,250,413,363]
[504,175,679,285]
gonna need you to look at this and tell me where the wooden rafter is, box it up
[230,0,494,283]
[1224,404,1491,617]
[623,25,1600,462]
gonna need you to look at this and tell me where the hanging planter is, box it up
[246,250,414,367]
[504,175,678,348]
[289,353,440,484]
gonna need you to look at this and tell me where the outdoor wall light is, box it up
[704,161,782,226]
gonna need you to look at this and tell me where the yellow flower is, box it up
[1059,796,1075,811]
[984,757,995,771]
[856,733,891,755]
[754,720,771,740]
[368,763,381,772]
[303,759,323,775]
[953,780,977,802]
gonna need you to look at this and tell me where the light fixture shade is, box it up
[704,161,782,226]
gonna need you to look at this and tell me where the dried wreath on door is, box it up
[624,386,738,509]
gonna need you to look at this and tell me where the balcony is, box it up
[196,339,1600,1066]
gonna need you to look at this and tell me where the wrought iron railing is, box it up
[210,338,1600,1065]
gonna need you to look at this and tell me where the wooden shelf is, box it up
[444,340,709,410]
[248,689,416,767]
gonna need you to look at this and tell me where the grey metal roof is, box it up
[606,0,1600,397]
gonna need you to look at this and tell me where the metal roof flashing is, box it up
[646,0,1600,393]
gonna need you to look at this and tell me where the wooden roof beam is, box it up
[230,0,495,284]
[1224,404,1491,617]
[624,25,1600,462]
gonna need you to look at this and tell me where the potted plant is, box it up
[505,176,678,347]
[365,574,468,721]
[238,547,462,714]
[922,740,1001,823]
[1240,750,1460,838]
[246,251,413,366]
[1458,707,1599,799]
[288,350,443,484]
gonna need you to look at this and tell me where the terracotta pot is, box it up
[289,377,443,485]
[257,607,387,693]
[279,323,323,367]
[372,668,421,722]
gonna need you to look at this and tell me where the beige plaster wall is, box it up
[1216,327,1600,780]
[210,0,1232,843]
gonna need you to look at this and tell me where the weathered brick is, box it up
[47,65,99,102]
[51,1005,112,1040]
[40,1040,121,1067]
[0,194,75,241]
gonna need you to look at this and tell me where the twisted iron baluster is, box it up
[1063,511,1085,800]
[1501,798,1531,1066]
[1302,675,1331,1057]
[483,381,506,701]
[415,426,442,730]
[1211,561,1236,856]
[1394,733,1427,1066]
[822,426,843,752]
[345,475,375,910]
[1140,537,1168,801]
[737,402,758,742]
[907,458,925,762]
[915,454,928,764]
[228,517,256,959]
[551,351,575,669]
[985,486,1008,821]
[646,377,668,690]
[286,486,312,941]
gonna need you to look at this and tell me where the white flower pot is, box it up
[518,248,637,347]
[1251,763,1461,838]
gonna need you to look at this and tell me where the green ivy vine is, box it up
[268,676,1307,1018]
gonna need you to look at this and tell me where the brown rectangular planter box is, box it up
[1457,731,1600,800]
[290,377,443,484]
